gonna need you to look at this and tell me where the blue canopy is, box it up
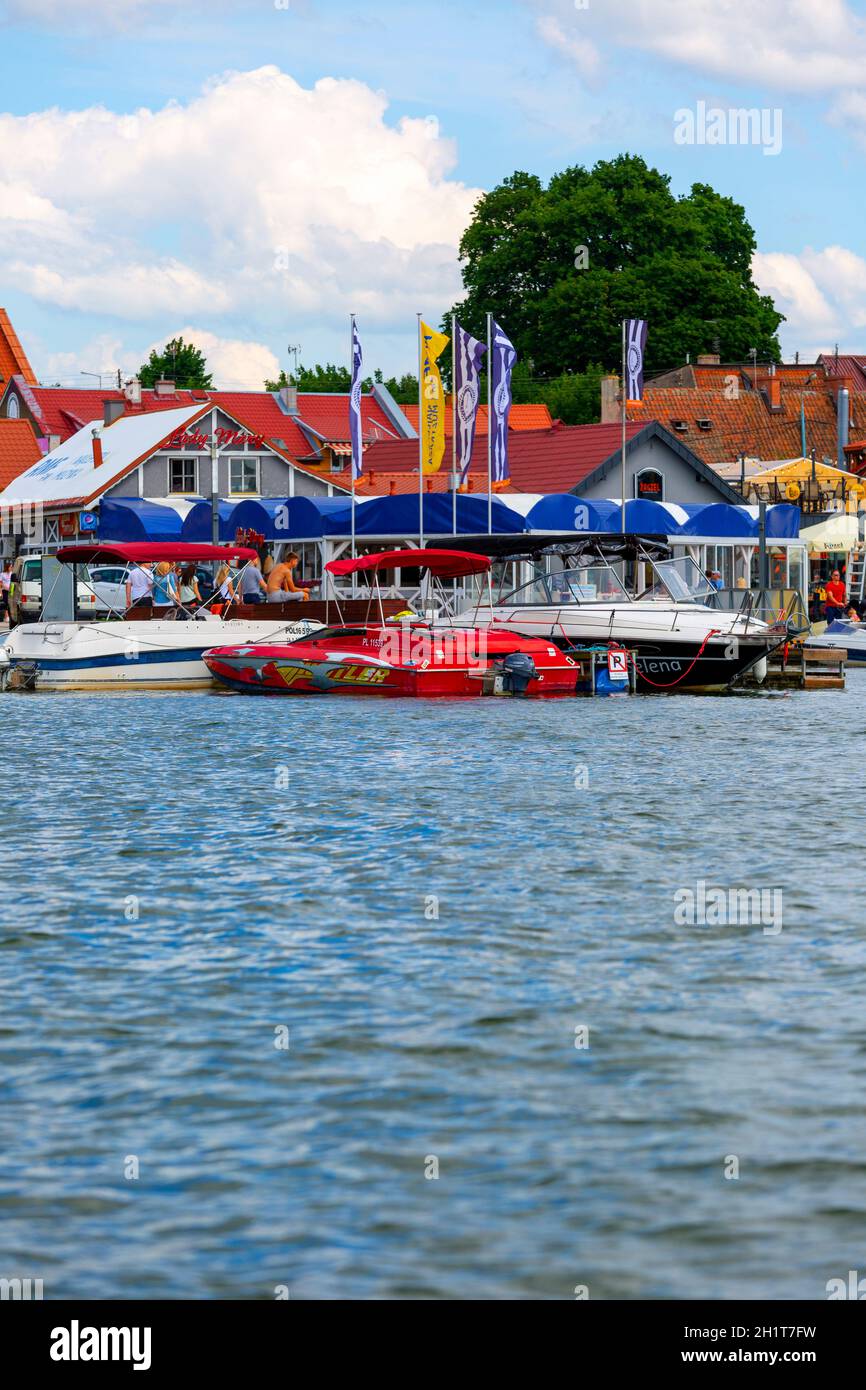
[97,494,800,543]
[523,497,799,539]
[99,497,199,542]
[350,493,525,536]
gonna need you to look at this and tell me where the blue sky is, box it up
[1,0,865,386]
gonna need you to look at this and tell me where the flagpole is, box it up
[417,312,424,551]
[621,318,627,536]
[452,313,457,538]
[487,312,492,536]
[350,313,356,564]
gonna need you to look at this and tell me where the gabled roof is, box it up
[0,418,43,489]
[573,420,743,502]
[0,404,209,507]
[0,309,37,387]
[0,382,402,460]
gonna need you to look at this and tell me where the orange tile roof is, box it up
[0,310,37,387]
[0,418,42,489]
[627,380,848,469]
[401,401,552,435]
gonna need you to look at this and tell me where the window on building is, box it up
[229,457,259,495]
[7,394,20,419]
[168,457,197,493]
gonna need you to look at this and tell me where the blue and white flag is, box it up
[454,320,486,485]
[490,319,517,485]
[349,316,364,480]
[625,319,647,401]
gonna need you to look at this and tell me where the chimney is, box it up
[697,353,721,365]
[767,378,781,411]
[48,434,61,452]
[154,378,175,397]
[389,480,396,495]
[123,376,142,405]
[280,385,299,415]
[837,387,850,468]
[103,398,124,426]
[600,375,620,424]
[91,428,103,468]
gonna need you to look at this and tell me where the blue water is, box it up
[1,679,865,1300]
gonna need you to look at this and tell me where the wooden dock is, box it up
[741,642,846,691]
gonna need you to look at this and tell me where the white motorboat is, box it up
[0,542,322,690]
[456,539,800,692]
[805,619,866,665]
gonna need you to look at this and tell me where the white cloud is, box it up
[147,328,281,390]
[0,66,480,337]
[533,0,866,94]
[535,14,600,82]
[752,245,866,357]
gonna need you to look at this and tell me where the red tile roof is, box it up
[819,354,866,390]
[626,382,846,469]
[295,393,398,444]
[328,422,646,495]
[0,418,43,489]
[0,309,37,388]
[6,384,394,460]
[401,401,553,435]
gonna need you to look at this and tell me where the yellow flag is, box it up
[419,320,449,473]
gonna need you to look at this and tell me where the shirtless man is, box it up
[266,550,309,602]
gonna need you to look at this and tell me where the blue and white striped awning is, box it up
[98,495,800,543]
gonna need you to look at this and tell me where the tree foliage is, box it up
[138,337,213,389]
[264,364,419,402]
[448,155,783,380]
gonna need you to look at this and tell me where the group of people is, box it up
[124,550,310,617]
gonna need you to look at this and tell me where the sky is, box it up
[1,0,866,387]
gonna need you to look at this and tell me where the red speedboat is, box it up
[203,549,580,698]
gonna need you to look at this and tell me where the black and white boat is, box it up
[457,539,800,692]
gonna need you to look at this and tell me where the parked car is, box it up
[8,554,98,626]
[87,563,216,614]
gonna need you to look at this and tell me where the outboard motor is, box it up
[500,651,538,696]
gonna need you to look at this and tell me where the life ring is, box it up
[785,481,801,501]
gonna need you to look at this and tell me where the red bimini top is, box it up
[56,543,260,566]
[326,548,491,581]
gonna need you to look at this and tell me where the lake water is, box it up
[2,678,865,1300]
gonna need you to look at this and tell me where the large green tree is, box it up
[448,155,783,380]
[138,336,213,389]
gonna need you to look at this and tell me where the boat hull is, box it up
[0,618,322,690]
[459,605,780,692]
[204,630,581,698]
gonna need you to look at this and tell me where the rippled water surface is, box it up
[2,678,865,1300]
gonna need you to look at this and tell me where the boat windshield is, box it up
[498,562,630,606]
[645,556,716,604]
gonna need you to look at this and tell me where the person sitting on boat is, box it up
[211,564,236,616]
[240,556,268,604]
[176,565,202,621]
[152,561,179,614]
[266,551,309,602]
[125,561,153,613]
